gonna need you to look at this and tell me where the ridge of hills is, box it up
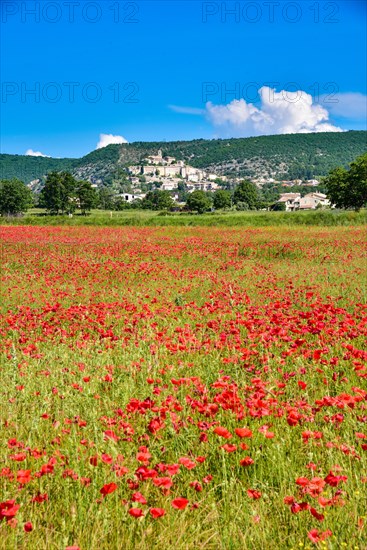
[1,131,366,186]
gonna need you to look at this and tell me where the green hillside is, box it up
[0,155,76,183]
[1,131,366,185]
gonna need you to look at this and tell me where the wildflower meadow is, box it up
[0,225,366,549]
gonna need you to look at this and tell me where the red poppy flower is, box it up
[287,411,301,426]
[153,477,173,489]
[0,500,20,520]
[240,457,254,467]
[203,475,213,484]
[24,522,33,532]
[31,493,48,503]
[10,453,27,462]
[89,455,98,466]
[307,529,332,544]
[165,464,180,475]
[324,471,347,487]
[189,481,203,492]
[150,507,165,518]
[235,428,252,438]
[213,426,232,439]
[17,470,32,484]
[135,466,158,480]
[247,489,261,499]
[291,502,310,514]
[129,508,144,518]
[132,492,147,505]
[148,417,164,434]
[295,477,309,487]
[171,498,189,510]
[179,457,196,469]
[100,483,118,496]
[136,450,151,463]
[310,507,324,521]
[222,444,237,452]
[104,430,119,442]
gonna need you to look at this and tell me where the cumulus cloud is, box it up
[205,86,343,136]
[96,133,128,149]
[319,92,367,120]
[25,149,50,157]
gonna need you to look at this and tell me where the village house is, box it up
[160,180,179,191]
[278,192,330,211]
[146,150,165,165]
[128,166,142,176]
[278,193,301,211]
[187,181,220,193]
[294,192,330,210]
[119,193,145,203]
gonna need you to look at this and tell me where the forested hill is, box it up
[1,131,366,185]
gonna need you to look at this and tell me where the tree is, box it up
[98,187,116,210]
[141,190,174,210]
[76,181,97,215]
[213,189,231,209]
[235,201,250,211]
[324,167,348,209]
[232,180,260,210]
[186,190,212,214]
[40,172,62,213]
[113,196,130,211]
[0,178,33,216]
[325,153,367,210]
[271,201,286,211]
[40,171,77,214]
[177,181,189,203]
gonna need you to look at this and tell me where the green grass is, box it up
[1,208,366,227]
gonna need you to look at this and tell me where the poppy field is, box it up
[0,225,366,549]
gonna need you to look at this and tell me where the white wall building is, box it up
[295,193,330,210]
[278,192,330,211]
[120,193,144,203]
[278,193,301,211]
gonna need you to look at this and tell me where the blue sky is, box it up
[1,0,366,157]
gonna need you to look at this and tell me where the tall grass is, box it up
[1,209,366,227]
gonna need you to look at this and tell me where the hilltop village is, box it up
[124,150,226,201]
[114,150,328,209]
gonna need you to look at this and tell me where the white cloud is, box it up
[168,104,205,115]
[318,92,367,120]
[25,149,50,157]
[205,86,343,136]
[96,133,128,149]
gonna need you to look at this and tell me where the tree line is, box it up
[0,153,366,216]
[0,173,267,215]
